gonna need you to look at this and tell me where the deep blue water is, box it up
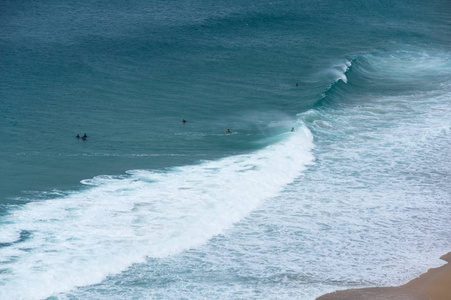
[1,0,450,299]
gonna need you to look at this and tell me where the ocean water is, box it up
[1,0,450,299]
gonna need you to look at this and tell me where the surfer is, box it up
[296,83,299,86]
[291,127,295,132]
[82,133,87,141]
[225,129,231,133]
[76,134,80,139]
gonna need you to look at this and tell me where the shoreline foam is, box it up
[317,252,451,300]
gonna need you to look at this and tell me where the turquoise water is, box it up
[1,1,450,299]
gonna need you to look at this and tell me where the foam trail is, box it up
[0,125,314,299]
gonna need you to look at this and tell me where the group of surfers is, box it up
[76,122,294,140]
[76,133,88,140]
[76,83,300,139]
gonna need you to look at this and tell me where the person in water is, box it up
[225,129,231,133]
[182,119,187,123]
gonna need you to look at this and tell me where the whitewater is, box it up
[1,0,450,298]
[1,52,450,299]
[0,126,314,299]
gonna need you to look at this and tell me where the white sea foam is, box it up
[292,54,451,296]
[65,77,451,300]
[0,125,314,299]
[2,50,450,300]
